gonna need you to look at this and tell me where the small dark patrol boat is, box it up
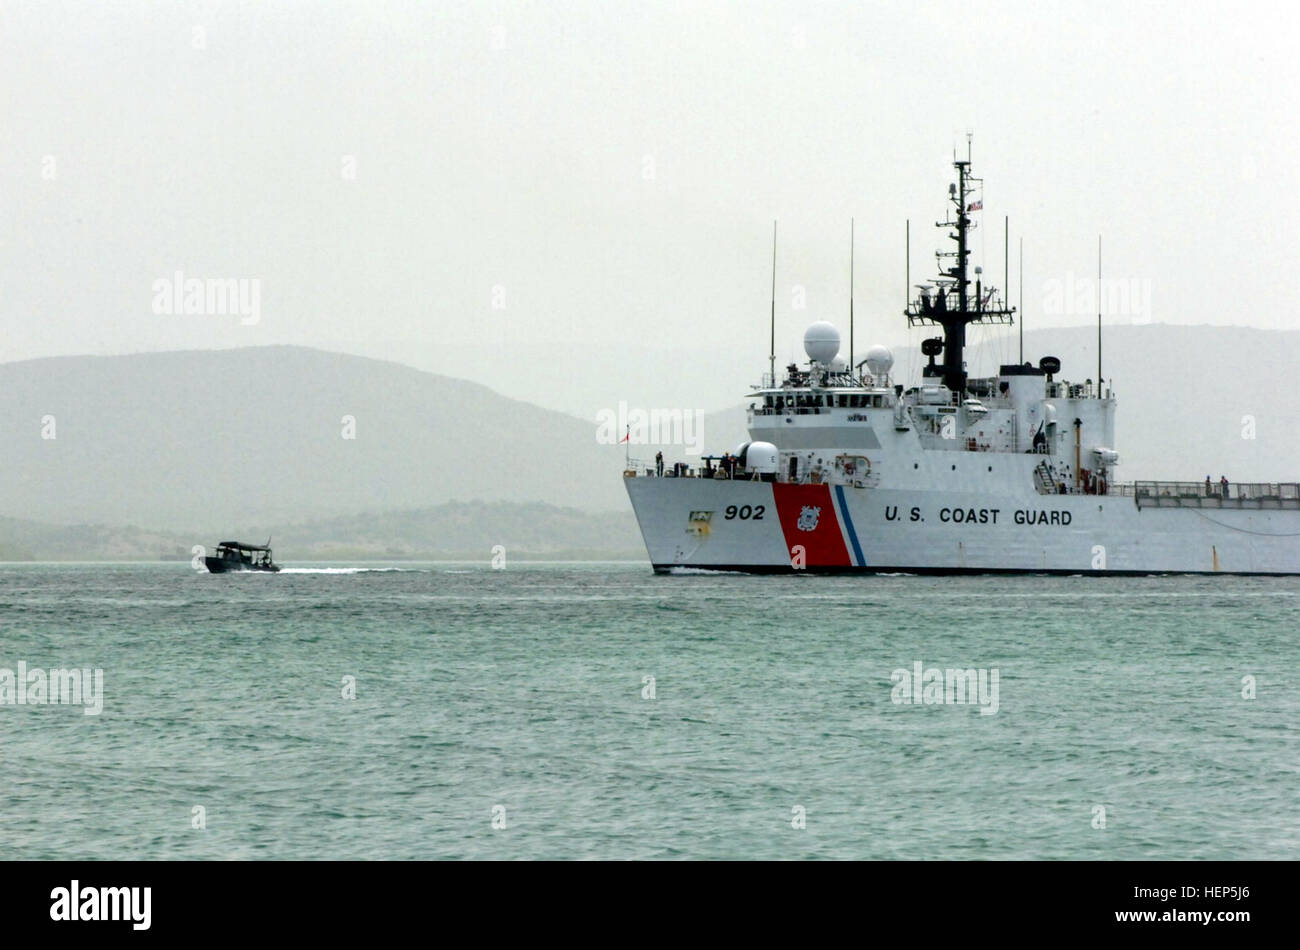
[204,541,280,573]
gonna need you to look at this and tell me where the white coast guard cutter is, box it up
[624,153,1300,574]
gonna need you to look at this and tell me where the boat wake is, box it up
[665,566,751,575]
[276,567,432,574]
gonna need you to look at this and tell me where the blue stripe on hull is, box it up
[834,484,867,567]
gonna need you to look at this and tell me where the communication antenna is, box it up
[1097,235,1103,391]
[905,219,910,307]
[1003,215,1009,365]
[849,218,855,370]
[769,220,777,383]
[1018,236,1024,363]
[1003,216,1009,318]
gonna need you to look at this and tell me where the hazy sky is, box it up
[3,0,1297,416]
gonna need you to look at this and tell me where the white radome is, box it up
[803,321,841,364]
[864,344,894,378]
[744,441,779,473]
[733,440,779,472]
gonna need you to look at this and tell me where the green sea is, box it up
[1,562,1295,860]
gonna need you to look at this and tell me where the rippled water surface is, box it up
[0,563,1295,859]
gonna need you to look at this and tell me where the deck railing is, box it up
[1128,480,1300,509]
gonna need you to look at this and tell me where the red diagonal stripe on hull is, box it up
[772,484,850,567]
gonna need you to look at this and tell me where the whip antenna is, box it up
[769,221,777,383]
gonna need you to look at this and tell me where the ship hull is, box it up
[625,478,1300,575]
[204,557,280,573]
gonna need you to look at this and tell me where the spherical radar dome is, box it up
[864,344,895,377]
[744,441,779,473]
[803,321,841,364]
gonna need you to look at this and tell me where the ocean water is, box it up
[0,562,1295,860]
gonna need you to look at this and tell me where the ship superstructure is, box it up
[624,153,1300,574]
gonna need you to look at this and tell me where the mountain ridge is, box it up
[0,500,644,562]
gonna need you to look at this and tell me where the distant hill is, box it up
[0,502,643,562]
[0,346,632,529]
[269,500,642,560]
[0,516,193,562]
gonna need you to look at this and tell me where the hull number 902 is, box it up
[724,505,765,520]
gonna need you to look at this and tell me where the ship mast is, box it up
[906,153,1015,395]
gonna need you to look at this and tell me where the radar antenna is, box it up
[905,149,1016,395]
